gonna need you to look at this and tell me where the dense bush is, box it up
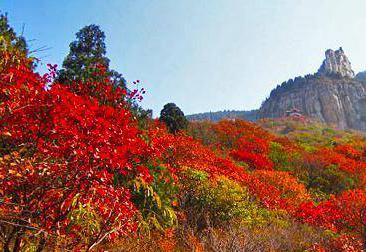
[179,169,265,228]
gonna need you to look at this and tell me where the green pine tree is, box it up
[0,13,28,54]
[160,103,188,134]
[57,24,126,89]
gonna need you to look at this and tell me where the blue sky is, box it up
[2,0,366,116]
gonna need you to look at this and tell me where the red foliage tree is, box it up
[0,47,152,250]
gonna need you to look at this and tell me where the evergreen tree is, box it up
[0,13,28,54]
[160,103,188,134]
[57,24,157,129]
[57,24,126,89]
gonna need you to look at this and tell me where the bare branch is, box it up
[0,219,41,231]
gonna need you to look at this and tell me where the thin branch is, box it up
[29,46,51,54]
[0,219,41,231]
[87,228,116,251]
[21,23,25,37]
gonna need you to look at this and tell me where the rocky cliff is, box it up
[259,48,366,131]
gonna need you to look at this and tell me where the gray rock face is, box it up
[259,48,366,131]
[317,47,355,78]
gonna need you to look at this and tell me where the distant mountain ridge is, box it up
[356,71,366,83]
[187,109,258,122]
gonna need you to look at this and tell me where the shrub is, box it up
[179,169,267,229]
[295,156,357,197]
[130,165,178,234]
[268,142,291,171]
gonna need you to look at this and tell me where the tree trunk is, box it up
[35,235,46,252]
[3,227,16,252]
[3,244,10,252]
[12,233,22,252]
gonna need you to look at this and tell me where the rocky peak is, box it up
[317,47,355,78]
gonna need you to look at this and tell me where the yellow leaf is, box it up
[2,131,11,137]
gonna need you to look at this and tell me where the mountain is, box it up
[355,71,366,83]
[259,47,366,131]
[188,47,366,132]
[187,109,258,122]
